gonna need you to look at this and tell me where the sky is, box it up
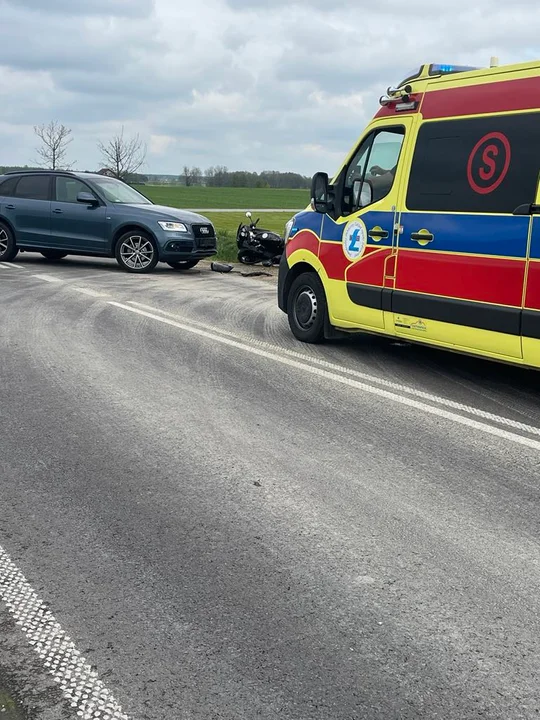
[0,0,539,177]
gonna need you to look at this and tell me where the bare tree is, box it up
[191,167,202,186]
[34,121,73,170]
[98,127,146,180]
[183,165,193,187]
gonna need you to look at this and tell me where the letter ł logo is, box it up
[467,132,511,195]
[343,221,367,261]
[348,229,361,254]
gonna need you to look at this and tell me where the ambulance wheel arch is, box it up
[283,250,334,343]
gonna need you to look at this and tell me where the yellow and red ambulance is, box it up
[278,60,540,368]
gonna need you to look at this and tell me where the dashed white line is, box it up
[73,287,109,298]
[31,274,63,283]
[110,300,540,452]
[0,545,130,720]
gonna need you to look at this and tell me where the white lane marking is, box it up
[111,301,540,451]
[127,300,540,439]
[0,263,15,270]
[31,274,63,283]
[8,262,24,269]
[0,545,130,720]
[73,287,109,298]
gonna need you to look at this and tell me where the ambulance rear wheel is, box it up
[288,271,327,344]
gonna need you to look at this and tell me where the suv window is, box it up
[55,177,94,203]
[14,175,51,201]
[0,177,19,197]
[343,127,405,215]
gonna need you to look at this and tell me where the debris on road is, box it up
[210,262,234,273]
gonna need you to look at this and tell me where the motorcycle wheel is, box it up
[237,250,259,265]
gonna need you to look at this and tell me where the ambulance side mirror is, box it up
[311,172,332,214]
[353,179,373,209]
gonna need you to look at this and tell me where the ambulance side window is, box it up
[407,114,540,214]
[343,127,405,216]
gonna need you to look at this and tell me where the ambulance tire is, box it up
[287,271,327,344]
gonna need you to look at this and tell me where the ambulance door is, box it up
[319,117,415,331]
[522,184,540,367]
[393,114,536,360]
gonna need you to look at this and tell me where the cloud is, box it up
[149,134,176,156]
[3,0,153,17]
[0,0,539,176]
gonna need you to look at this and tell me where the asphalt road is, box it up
[1,254,540,720]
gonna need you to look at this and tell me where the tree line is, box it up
[181,166,310,189]
[21,121,310,189]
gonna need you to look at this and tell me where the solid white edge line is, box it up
[110,301,540,452]
[126,300,540,439]
[0,545,130,720]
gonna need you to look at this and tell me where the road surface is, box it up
[1,254,539,719]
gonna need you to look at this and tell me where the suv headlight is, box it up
[284,218,295,244]
[158,221,188,232]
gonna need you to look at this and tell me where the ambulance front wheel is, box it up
[287,271,327,344]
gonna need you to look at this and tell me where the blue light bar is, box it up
[429,63,480,76]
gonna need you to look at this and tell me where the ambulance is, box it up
[278,60,540,368]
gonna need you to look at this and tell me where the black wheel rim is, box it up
[294,286,318,330]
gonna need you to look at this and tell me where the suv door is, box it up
[51,176,108,252]
[5,174,52,247]
[319,118,414,331]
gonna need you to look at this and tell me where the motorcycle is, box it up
[236,212,285,266]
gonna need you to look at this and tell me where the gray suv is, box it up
[0,171,217,273]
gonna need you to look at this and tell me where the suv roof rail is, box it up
[3,169,77,176]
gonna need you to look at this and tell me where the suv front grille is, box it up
[192,224,216,247]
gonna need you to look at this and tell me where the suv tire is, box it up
[115,231,158,274]
[0,223,18,262]
[41,250,68,261]
[167,259,200,270]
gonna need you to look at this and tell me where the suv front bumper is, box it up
[159,236,217,262]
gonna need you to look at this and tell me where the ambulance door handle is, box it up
[368,228,389,241]
[411,231,434,245]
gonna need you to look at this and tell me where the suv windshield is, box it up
[89,177,152,205]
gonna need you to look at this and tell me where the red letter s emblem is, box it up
[479,144,498,181]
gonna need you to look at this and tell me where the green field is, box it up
[136,185,308,210]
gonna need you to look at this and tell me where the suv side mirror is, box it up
[77,191,99,206]
[311,172,332,214]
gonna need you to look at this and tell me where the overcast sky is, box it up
[0,0,538,176]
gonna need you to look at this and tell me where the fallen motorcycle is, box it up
[236,212,284,266]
